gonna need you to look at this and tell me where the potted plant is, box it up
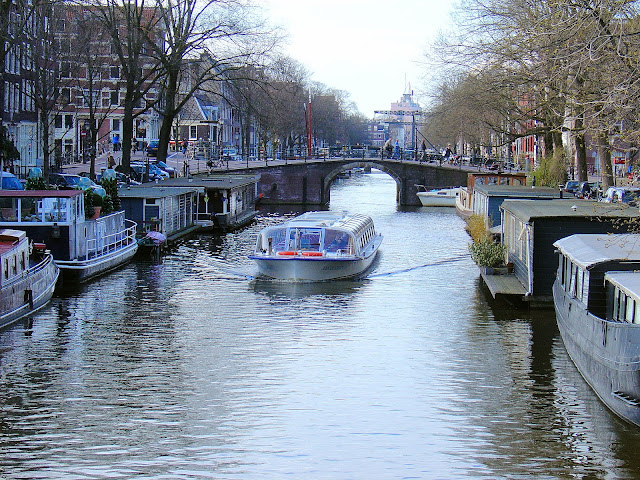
[469,237,506,274]
[91,192,103,218]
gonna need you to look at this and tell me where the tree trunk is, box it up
[121,94,134,172]
[572,113,588,182]
[40,110,50,179]
[598,132,614,190]
[157,71,179,164]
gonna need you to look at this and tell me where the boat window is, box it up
[20,198,40,222]
[0,197,18,222]
[569,263,577,296]
[20,251,25,270]
[324,229,350,253]
[635,301,640,324]
[626,296,635,323]
[4,259,7,279]
[557,254,564,285]
[581,271,590,304]
[575,266,583,300]
[613,287,620,320]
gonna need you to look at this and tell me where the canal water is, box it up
[2,170,640,479]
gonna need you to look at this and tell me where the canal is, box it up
[1,170,640,479]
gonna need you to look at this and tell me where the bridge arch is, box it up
[323,161,403,205]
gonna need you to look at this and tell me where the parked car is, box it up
[130,162,169,182]
[153,160,176,177]
[575,181,602,199]
[602,186,640,205]
[0,172,24,190]
[49,173,85,189]
[146,140,159,157]
[563,180,580,194]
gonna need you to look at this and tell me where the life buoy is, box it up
[302,251,323,257]
[277,251,297,256]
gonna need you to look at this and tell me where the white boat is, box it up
[553,233,640,427]
[0,229,59,328]
[0,190,137,283]
[416,186,460,207]
[249,211,382,281]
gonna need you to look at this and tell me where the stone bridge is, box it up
[239,158,470,206]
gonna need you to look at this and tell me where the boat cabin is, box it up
[0,190,133,264]
[118,185,199,241]
[0,229,29,287]
[472,184,560,228]
[158,174,259,231]
[554,234,640,319]
[495,199,640,304]
[457,172,527,216]
[605,272,640,324]
[255,212,376,257]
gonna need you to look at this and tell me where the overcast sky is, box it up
[261,0,456,118]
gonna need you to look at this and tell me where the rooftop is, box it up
[554,234,640,270]
[501,199,640,222]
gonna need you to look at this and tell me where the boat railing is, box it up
[85,219,137,260]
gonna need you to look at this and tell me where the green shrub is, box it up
[469,237,506,267]
[84,189,94,218]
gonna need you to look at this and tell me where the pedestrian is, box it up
[384,139,392,159]
[393,140,400,159]
[421,140,426,161]
[182,139,188,155]
[107,153,115,169]
[444,145,452,162]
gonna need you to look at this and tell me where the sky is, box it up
[261,0,456,118]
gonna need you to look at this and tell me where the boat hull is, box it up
[0,255,59,329]
[57,241,138,283]
[417,189,458,207]
[250,251,378,281]
[553,279,640,426]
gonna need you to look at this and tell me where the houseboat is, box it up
[553,233,640,427]
[0,190,137,283]
[472,184,561,228]
[0,229,58,328]
[249,211,382,281]
[158,174,259,231]
[118,185,200,243]
[416,186,460,207]
[484,199,640,304]
[456,172,527,218]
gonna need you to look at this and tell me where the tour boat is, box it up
[416,186,460,207]
[249,211,382,281]
[0,229,58,328]
[553,233,640,427]
[0,190,137,283]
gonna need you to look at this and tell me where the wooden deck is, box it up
[481,270,527,298]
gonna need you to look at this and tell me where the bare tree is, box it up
[87,0,162,172]
[150,0,278,163]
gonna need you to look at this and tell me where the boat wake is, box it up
[367,254,468,278]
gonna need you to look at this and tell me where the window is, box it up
[110,66,119,79]
[60,62,70,78]
[65,114,73,129]
[110,90,119,105]
[112,119,120,131]
[60,88,71,104]
[55,115,62,129]
[189,126,197,140]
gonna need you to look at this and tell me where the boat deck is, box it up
[481,270,527,298]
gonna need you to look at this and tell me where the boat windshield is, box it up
[288,228,322,252]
